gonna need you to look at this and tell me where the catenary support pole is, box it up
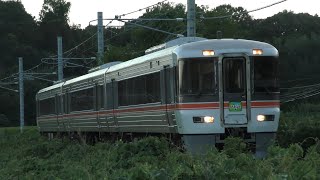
[19,57,24,133]
[97,12,104,65]
[187,0,196,37]
[57,36,63,81]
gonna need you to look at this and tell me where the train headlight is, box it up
[253,49,263,55]
[204,116,214,123]
[193,116,214,123]
[202,50,215,56]
[257,115,275,122]
[257,115,266,122]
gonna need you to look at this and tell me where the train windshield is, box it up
[253,56,279,93]
[178,58,217,96]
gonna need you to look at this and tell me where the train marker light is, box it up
[202,50,215,56]
[204,116,214,123]
[253,49,263,55]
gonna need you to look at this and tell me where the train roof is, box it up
[37,81,64,94]
[37,45,177,95]
[174,39,278,58]
[63,68,107,86]
[107,46,176,73]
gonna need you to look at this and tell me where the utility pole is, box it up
[57,36,63,81]
[97,12,104,65]
[18,57,24,133]
[187,0,196,37]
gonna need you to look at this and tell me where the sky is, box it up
[20,0,319,28]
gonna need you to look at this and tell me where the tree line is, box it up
[0,0,320,126]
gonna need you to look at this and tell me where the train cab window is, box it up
[254,56,279,93]
[118,72,160,106]
[70,88,94,111]
[39,97,55,115]
[223,58,245,93]
[179,58,216,95]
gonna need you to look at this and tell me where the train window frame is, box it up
[177,58,219,103]
[70,87,95,112]
[252,56,279,94]
[223,57,246,94]
[39,96,56,116]
[118,71,161,107]
[178,58,218,95]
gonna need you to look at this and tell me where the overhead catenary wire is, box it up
[118,0,168,17]
[105,7,178,43]
[280,82,320,90]
[281,88,320,103]
[281,88,319,99]
[88,0,170,24]
[104,0,288,44]
[57,1,169,68]
[62,33,97,57]
[202,0,288,20]
[0,0,174,89]
[118,19,183,37]
[23,0,170,76]
[280,82,320,103]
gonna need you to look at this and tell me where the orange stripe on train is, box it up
[38,101,280,120]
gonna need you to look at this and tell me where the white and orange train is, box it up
[36,37,280,156]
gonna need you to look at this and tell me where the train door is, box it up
[161,66,174,130]
[219,55,251,125]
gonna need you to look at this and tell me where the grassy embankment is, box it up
[1,103,320,179]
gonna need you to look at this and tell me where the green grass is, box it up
[0,126,34,136]
[1,103,320,179]
[278,103,320,148]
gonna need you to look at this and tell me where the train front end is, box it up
[174,39,279,156]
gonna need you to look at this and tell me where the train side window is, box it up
[70,88,94,111]
[118,80,127,106]
[55,96,60,114]
[118,72,160,106]
[64,93,68,114]
[39,97,55,115]
[98,85,105,109]
[146,72,160,103]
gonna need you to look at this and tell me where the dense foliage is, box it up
[278,103,320,149]
[1,125,320,179]
[1,103,320,179]
[1,0,320,127]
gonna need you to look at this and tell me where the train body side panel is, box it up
[64,110,99,132]
[37,115,60,132]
